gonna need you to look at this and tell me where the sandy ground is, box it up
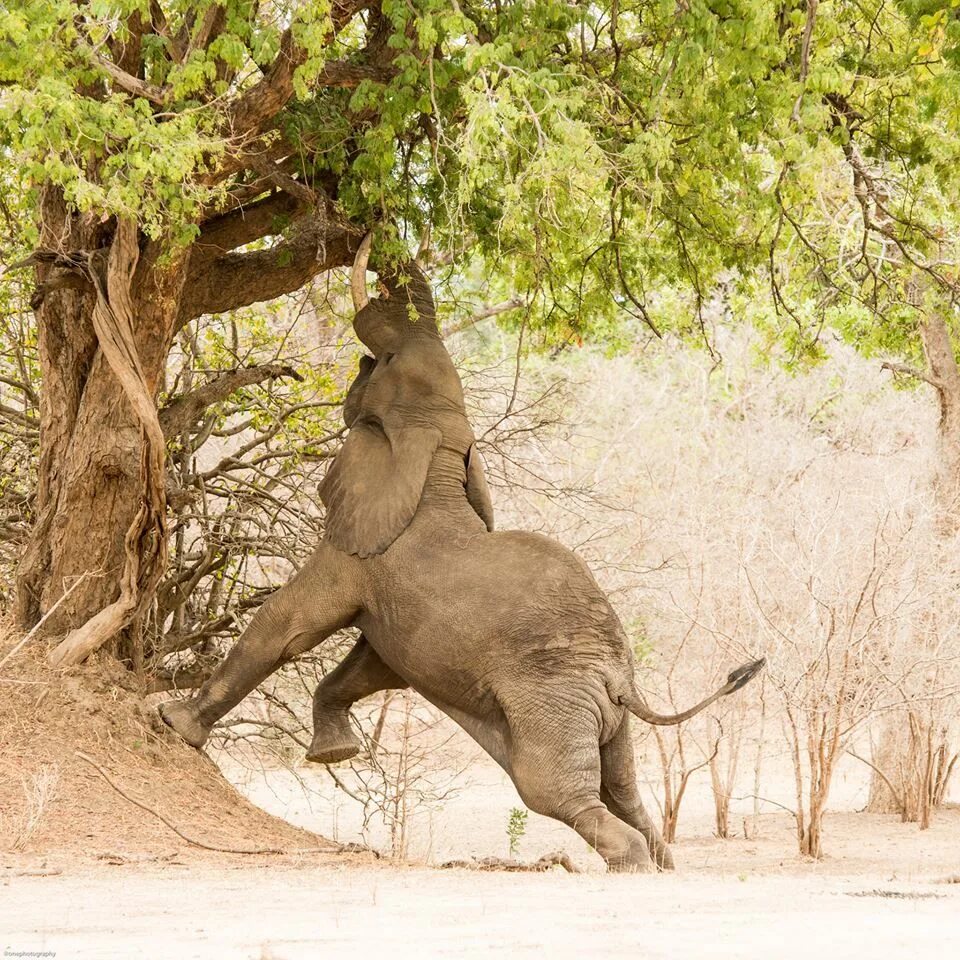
[2,855,958,960]
[3,764,959,960]
[3,656,958,960]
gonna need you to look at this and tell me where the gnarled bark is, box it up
[16,191,359,666]
[48,221,174,667]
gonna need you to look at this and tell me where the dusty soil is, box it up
[0,644,337,860]
[2,853,958,960]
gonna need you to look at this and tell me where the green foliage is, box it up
[3,1,960,360]
[506,805,528,857]
[631,632,655,667]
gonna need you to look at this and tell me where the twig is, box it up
[0,572,92,671]
[75,751,332,856]
[95,850,178,865]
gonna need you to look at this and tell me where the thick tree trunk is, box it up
[15,192,185,666]
[16,189,101,630]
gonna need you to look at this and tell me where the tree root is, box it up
[75,751,336,857]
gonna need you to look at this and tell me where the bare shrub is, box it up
[741,504,956,857]
[708,707,747,840]
[11,764,60,851]
[345,691,467,859]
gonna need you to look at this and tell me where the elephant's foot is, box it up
[306,709,361,765]
[158,700,211,749]
[654,846,675,871]
[606,854,655,875]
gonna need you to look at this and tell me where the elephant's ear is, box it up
[465,443,494,532]
[321,417,442,557]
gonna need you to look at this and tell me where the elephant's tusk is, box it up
[351,232,373,313]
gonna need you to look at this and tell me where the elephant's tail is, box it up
[616,658,765,726]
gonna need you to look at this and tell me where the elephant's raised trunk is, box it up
[621,658,765,726]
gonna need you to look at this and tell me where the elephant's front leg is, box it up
[159,543,363,748]
[307,635,408,763]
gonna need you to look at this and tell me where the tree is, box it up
[5,0,959,684]
[0,0,807,670]
[741,1,960,820]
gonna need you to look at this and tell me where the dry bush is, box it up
[10,764,60,851]
[736,499,959,856]
[206,648,472,860]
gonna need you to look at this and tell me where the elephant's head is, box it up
[320,236,494,558]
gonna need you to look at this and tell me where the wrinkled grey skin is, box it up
[160,266,762,872]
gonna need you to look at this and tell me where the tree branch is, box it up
[144,664,216,694]
[221,2,366,155]
[81,43,170,106]
[246,156,318,206]
[880,360,942,390]
[192,191,305,264]
[444,298,525,337]
[149,0,185,63]
[159,363,304,438]
[186,3,226,60]
[316,61,398,88]
[181,216,363,320]
[0,402,38,431]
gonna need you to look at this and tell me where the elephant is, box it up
[160,236,764,872]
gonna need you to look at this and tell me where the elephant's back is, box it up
[374,525,625,659]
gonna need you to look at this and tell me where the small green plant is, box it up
[507,807,528,858]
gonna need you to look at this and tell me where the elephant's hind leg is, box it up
[160,543,363,748]
[600,716,674,870]
[307,636,407,764]
[508,713,653,873]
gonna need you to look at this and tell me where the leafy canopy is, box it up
[1,1,960,351]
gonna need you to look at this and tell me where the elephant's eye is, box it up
[384,352,397,364]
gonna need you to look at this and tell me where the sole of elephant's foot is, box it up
[158,701,210,749]
[305,740,361,765]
